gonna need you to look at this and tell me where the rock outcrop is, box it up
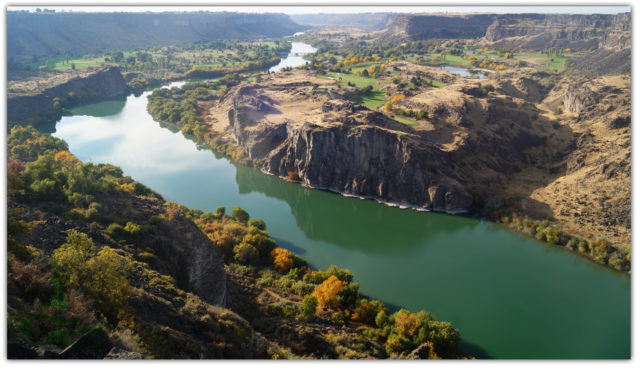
[7,66,128,124]
[262,122,473,213]
[387,14,494,40]
[386,12,630,52]
[205,73,560,215]
[484,13,630,51]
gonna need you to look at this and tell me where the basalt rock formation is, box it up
[7,66,128,124]
[386,12,631,52]
[205,72,561,215]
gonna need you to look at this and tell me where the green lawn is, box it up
[394,115,419,126]
[355,89,386,110]
[544,56,571,72]
[325,72,377,88]
[429,80,446,88]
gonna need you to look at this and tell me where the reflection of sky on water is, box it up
[54,92,219,175]
[51,74,630,360]
[269,42,317,73]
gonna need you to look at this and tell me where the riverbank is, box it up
[148,73,630,274]
[50,82,630,359]
[7,124,466,359]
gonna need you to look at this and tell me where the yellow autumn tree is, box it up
[54,151,80,167]
[52,230,133,319]
[312,275,346,311]
[270,247,294,273]
[390,94,406,103]
[393,309,422,338]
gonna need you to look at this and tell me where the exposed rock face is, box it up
[563,83,597,114]
[7,66,128,123]
[388,14,494,40]
[104,347,144,360]
[262,122,473,213]
[18,191,230,308]
[159,215,229,307]
[484,13,630,50]
[387,12,630,52]
[208,73,559,215]
[57,329,113,359]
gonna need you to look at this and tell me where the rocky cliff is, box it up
[7,66,128,124]
[387,14,494,40]
[483,13,631,51]
[386,12,630,51]
[203,71,560,215]
[261,115,472,213]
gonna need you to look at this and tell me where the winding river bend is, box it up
[51,44,629,359]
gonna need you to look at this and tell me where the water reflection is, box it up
[51,81,630,360]
[439,65,487,78]
[234,164,478,253]
[69,96,126,117]
[269,42,317,73]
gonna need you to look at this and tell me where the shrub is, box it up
[52,230,132,319]
[149,214,166,225]
[230,207,250,225]
[300,295,318,319]
[270,248,294,273]
[351,299,387,325]
[326,265,353,283]
[385,334,413,356]
[375,310,391,328]
[242,229,277,262]
[248,218,266,230]
[312,275,346,311]
[123,222,141,235]
[392,309,422,338]
[267,301,298,318]
[211,231,236,261]
[481,84,495,94]
[233,242,259,265]
[107,223,126,239]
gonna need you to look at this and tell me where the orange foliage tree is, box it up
[312,275,346,311]
[270,248,294,273]
[393,309,422,338]
[54,151,80,167]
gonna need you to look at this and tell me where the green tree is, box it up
[233,242,259,265]
[248,218,266,230]
[301,295,318,319]
[230,206,250,224]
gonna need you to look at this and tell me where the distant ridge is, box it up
[290,13,397,31]
[7,11,305,62]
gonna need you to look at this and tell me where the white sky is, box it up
[6,3,631,15]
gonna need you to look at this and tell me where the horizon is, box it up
[7,5,631,15]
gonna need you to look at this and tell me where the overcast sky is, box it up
[7,5,631,14]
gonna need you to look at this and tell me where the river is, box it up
[51,44,630,360]
[269,42,317,73]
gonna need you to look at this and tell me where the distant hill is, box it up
[290,13,397,31]
[386,12,631,51]
[7,11,305,63]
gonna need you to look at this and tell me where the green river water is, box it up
[51,83,630,359]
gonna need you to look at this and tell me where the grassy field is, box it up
[326,72,377,88]
[29,41,281,73]
[514,52,572,72]
[355,90,386,110]
[429,80,446,88]
[393,115,419,126]
[325,72,387,110]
